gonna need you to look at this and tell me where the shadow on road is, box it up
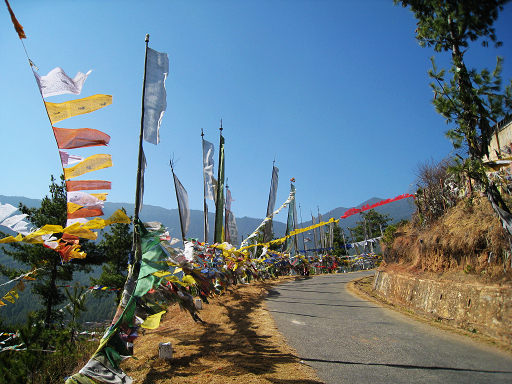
[298,357,512,374]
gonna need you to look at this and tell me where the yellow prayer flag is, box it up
[64,227,98,240]
[0,234,23,243]
[90,193,108,201]
[3,294,14,304]
[181,275,196,286]
[141,311,166,329]
[67,202,83,214]
[45,94,112,124]
[0,300,6,306]
[63,154,112,180]
[9,288,19,299]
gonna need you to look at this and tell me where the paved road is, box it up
[266,271,512,384]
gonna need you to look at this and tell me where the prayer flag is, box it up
[59,151,84,167]
[67,191,104,209]
[67,207,104,219]
[63,154,112,179]
[172,172,190,239]
[66,180,111,191]
[226,210,239,248]
[0,203,18,223]
[45,94,112,124]
[143,47,169,145]
[282,184,296,252]
[214,135,225,243]
[202,139,215,200]
[264,165,279,243]
[34,67,91,98]
[5,0,26,39]
[53,127,110,149]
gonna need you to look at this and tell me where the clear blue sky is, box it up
[1,1,511,222]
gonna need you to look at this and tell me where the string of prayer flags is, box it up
[340,193,415,219]
[45,94,112,124]
[0,209,130,244]
[34,67,92,98]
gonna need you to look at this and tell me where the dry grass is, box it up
[121,276,323,384]
[383,195,512,285]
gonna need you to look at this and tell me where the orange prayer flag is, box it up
[16,280,25,292]
[5,0,26,39]
[67,207,104,219]
[53,127,110,149]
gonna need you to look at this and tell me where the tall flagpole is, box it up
[112,34,149,323]
[214,120,224,243]
[201,128,208,244]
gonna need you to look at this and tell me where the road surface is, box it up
[266,271,512,384]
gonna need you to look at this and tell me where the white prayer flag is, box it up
[67,191,104,209]
[143,48,169,145]
[34,67,92,98]
[203,140,215,200]
[0,203,18,223]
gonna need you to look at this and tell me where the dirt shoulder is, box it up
[122,276,324,384]
[348,274,512,354]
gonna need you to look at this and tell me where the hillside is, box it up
[381,195,512,286]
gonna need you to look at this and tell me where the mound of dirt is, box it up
[121,276,323,384]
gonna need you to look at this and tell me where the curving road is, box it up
[266,271,512,384]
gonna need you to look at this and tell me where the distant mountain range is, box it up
[1,194,415,243]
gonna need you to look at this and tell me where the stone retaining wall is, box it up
[372,270,512,345]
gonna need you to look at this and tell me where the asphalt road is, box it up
[266,270,512,384]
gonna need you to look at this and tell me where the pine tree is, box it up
[348,209,392,249]
[0,176,102,328]
[90,211,133,303]
[394,0,512,244]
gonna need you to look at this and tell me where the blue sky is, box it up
[1,0,511,222]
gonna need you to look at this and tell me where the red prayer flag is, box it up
[66,180,111,191]
[5,0,26,39]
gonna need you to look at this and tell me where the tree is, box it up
[330,224,349,257]
[0,176,102,328]
[90,211,133,303]
[348,209,392,252]
[395,0,512,243]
